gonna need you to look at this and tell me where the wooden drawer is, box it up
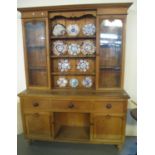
[93,101,125,113]
[51,100,92,111]
[22,11,48,18]
[22,98,51,110]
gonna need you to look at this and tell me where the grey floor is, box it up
[17,134,137,155]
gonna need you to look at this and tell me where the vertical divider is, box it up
[95,16,100,90]
[46,14,52,90]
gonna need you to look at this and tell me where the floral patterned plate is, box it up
[53,41,67,56]
[57,77,68,88]
[68,43,81,56]
[52,24,66,36]
[77,59,89,72]
[82,23,96,36]
[81,40,96,55]
[82,77,93,88]
[66,24,80,36]
[58,59,71,72]
[69,78,79,88]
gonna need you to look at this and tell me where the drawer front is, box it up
[22,11,48,18]
[22,98,51,110]
[51,100,92,111]
[93,101,125,113]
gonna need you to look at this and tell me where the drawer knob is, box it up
[41,12,44,16]
[68,103,74,109]
[32,12,35,16]
[32,102,39,107]
[106,103,112,109]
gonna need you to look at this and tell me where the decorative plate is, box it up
[57,77,68,88]
[58,59,71,72]
[82,77,93,88]
[66,24,80,36]
[70,78,79,88]
[77,59,89,72]
[68,43,81,56]
[53,41,68,56]
[82,23,96,36]
[52,24,66,36]
[81,40,96,55]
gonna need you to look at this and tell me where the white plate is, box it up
[77,59,89,72]
[82,77,93,88]
[81,40,96,55]
[83,23,96,36]
[68,43,81,56]
[58,59,71,72]
[53,41,67,56]
[57,77,68,87]
[52,24,66,36]
[66,24,80,36]
[70,78,79,88]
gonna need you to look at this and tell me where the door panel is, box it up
[24,112,51,139]
[93,114,123,140]
[23,19,49,88]
[98,16,125,88]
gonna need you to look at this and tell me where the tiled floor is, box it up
[17,134,137,155]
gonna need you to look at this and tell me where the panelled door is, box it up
[22,18,50,89]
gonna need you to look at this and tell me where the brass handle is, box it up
[106,103,112,109]
[68,103,74,109]
[32,102,39,107]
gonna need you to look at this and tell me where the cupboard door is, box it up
[23,19,49,88]
[93,114,123,140]
[24,112,51,139]
[98,16,125,88]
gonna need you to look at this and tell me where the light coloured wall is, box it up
[17,0,137,135]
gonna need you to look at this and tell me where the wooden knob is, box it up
[32,12,35,16]
[68,103,74,109]
[106,103,112,109]
[32,102,39,107]
[41,12,44,16]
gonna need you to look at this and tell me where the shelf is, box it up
[51,36,96,40]
[51,55,96,58]
[55,126,89,141]
[29,66,47,70]
[27,46,45,49]
[51,72,95,76]
[100,66,121,70]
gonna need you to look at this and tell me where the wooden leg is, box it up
[116,144,122,150]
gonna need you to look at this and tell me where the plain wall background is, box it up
[17,0,137,135]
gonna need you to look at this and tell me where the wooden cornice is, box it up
[17,3,132,12]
